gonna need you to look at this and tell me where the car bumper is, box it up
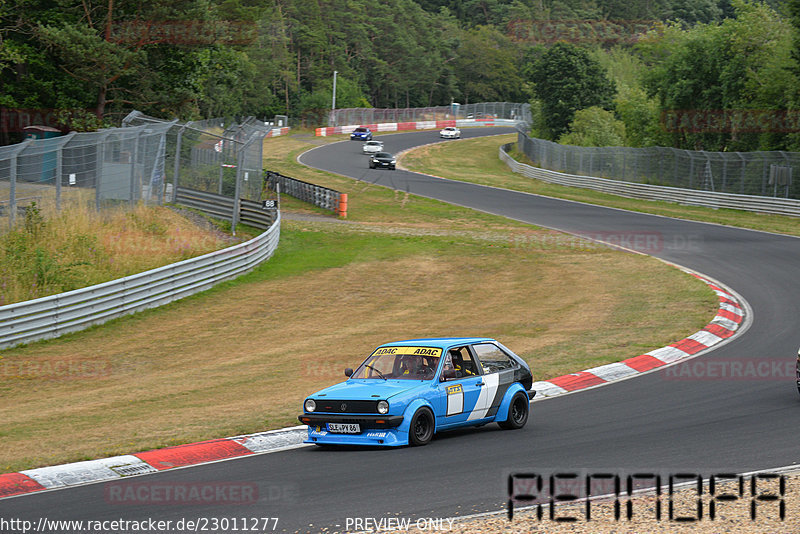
[299,414,407,446]
[298,414,404,428]
[304,427,407,446]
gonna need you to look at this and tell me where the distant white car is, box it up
[362,140,384,154]
[439,126,461,139]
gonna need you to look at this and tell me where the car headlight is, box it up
[377,400,389,414]
[304,399,316,412]
[391,159,396,163]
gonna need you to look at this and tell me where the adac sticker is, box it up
[372,346,443,357]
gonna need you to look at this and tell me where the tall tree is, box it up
[528,42,616,139]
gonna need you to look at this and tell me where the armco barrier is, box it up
[175,187,277,229]
[501,143,800,218]
[0,213,280,350]
[265,170,343,213]
[315,118,518,136]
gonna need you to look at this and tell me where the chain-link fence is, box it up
[329,102,531,128]
[0,111,275,232]
[123,111,270,207]
[517,132,799,199]
[0,121,177,228]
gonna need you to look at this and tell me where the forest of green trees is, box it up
[3,0,800,152]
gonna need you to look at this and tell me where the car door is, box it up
[468,342,520,421]
[435,346,484,429]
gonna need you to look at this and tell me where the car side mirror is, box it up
[344,368,353,377]
[441,369,457,381]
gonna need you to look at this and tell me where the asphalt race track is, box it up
[3,127,800,532]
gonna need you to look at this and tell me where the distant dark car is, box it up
[350,127,373,141]
[369,152,396,170]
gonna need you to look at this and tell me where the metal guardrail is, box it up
[501,143,800,217]
[516,130,799,200]
[174,187,277,230]
[240,198,276,230]
[0,213,280,350]
[265,170,341,212]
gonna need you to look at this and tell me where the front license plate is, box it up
[327,423,360,434]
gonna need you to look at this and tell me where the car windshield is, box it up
[354,128,367,132]
[351,347,441,380]
[375,152,392,158]
[366,141,381,146]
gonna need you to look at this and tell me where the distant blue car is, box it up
[350,127,373,140]
[298,337,534,447]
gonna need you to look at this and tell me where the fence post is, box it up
[231,135,250,234]
[129,128,140,206]
[55,133,75,211]
[737,152,746,194]
[172,125,187,203]
[9,146,17,228]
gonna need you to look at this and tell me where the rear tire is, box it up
[498,392,529,430]
[408,407,434,446]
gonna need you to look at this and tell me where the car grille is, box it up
[314,400,378,414]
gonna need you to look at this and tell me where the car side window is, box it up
[441,346,479,380]
[473,343,518,374]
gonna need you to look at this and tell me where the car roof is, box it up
[376,337,496,350]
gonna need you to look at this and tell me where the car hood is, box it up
[311,379,428,400]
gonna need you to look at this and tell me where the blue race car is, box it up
[350,127,373,141]
[298,337,535,447]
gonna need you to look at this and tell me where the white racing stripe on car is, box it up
[467,373,499,421]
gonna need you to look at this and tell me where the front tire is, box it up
[498,392,529,430]
[408,407,434,446]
